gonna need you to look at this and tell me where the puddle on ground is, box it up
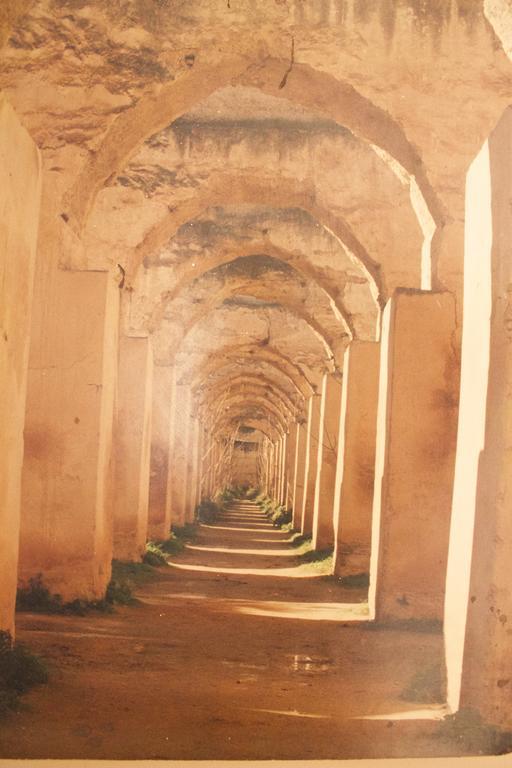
[290,654,335,674]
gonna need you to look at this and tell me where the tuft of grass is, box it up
[296,548,334,575]
[301,548,334,565]
[436,708,512,755]
[158,534,185,555]
[16,575,112,616]
[105,578,135,606]
[17,567,144,615]
[269,506,292,528]
[341,572,370,588]
[256,495,293,528]
[111,559,156,586]
[0,631,48,715]
[219,488,236,505]
[172,523,197,542]
[143,541,169,566]
[144,527,195,564]
[196,498,221,524]
[16,575,63,614]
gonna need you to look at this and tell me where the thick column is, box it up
[279,434,287,505]
[112,336,153,561]
[285,423,299,510]
[266,442,272,497]
[271,441,279,499]
[194,421,203,510]
[0,97,41,633]
[445,112,512,729]
[301,394,322,536]
[273,439,281,501]
[168,381,191,526]
[369,290,458,623]
[210,439,220,498]
[185,417,200,522]
[147,365,174,540]
[20,269,119,601]
[292,420,308,529]
[203,428,214,499]
[312,373,343,551]
[333,342,380,577]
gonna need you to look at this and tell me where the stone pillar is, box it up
[292,420,308,529]
[275,440,280,500]
[333,342,380,577]
[369,290,458,623]
[312,373,343,551]
[168,380,191,527]
[0,97,41,633]
[301,394,322,536]
[273,439,280,501]
[279,433,287,506]
[270,441,278,499]
[147,365,174,540]
[210,439,219,498]
[215,439,223,494]
[444,111,512,730]
[194,421,203,509]
[264,441,272,496]
[185,417,200,522]
[112,336,153,561]
[285,423,299,510]
[20,268,119,601]
[278,437,284,501]
[204,428,214,499]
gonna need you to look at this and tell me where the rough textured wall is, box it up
[0,94,41,633]
[230,441,260,488]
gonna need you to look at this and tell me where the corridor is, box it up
[0,500,453,761]
[2,2,512,762]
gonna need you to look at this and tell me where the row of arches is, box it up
[1,3,512,756]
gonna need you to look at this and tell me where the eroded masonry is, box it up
[1,0,512,760]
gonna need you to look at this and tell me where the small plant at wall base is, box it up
[269,505,292,528]
[16,574,112,615]
[111,559,158,587]
[256,495,292,528]
[219,488,235,505]
[0,631,48,715]
[144,528,196,564]
[16,571,138,615]
[196,498,221,523]
[172,523,197,542]
[143,541,170,566]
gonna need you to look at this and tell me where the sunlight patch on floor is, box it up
[185,544,300,557]
[354,705,449,721]
[231,599,369,621]
[167,562,328,578]
[249,708,329,719]
[199,524,287,534]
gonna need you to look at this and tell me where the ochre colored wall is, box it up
[0,95,41,633]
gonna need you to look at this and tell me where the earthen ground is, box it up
[1,503,466,760]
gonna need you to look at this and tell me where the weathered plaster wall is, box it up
[0,94,41,633]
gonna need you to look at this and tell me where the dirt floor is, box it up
[0,502,479,760]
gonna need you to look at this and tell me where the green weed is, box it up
[341,572,370,588]
[196,498,221,523]
[16,575,112,616]
[0,631,48,715]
